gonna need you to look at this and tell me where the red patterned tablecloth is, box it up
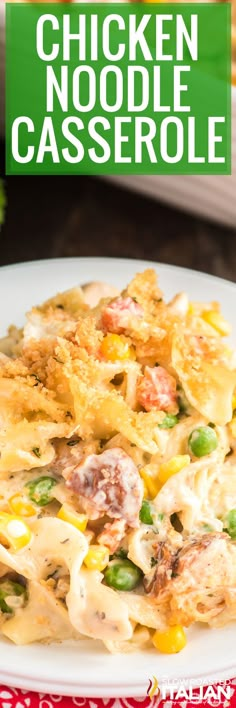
[1,682,236,708]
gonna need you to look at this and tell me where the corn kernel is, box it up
[57,504,88,532]
[9,494,36,518]
[158,455,190,485]
[100,334,135,362]
[84,544,109,571]
[0,511,32,551]
[232,395,236,412]
[152,625,187,654]
[140,469,161,499]
[202,310,231,336]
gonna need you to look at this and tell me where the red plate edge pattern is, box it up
[1,681,236,708]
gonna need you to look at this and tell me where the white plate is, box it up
[0,257,236,697]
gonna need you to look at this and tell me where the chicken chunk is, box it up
[101,297,144,334]
[144,532,236,626]
[66,447,143,527]
[137,365,178,413]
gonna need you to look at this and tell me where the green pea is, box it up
[139,500,153,525]
[0,580,26,614]
[188,426,218,457]
[224,509,236,539]
[104,559,142,591]
[159,414,178,429]
[25,476,57,506]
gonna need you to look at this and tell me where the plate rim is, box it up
[0,662,236,698]
[0,255,236,291]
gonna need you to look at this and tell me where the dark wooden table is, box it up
[1,141,235,281]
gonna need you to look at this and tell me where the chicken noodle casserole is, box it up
[0,269,236,654]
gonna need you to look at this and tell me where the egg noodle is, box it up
[0,269,236,654]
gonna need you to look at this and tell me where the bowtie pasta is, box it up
[0,268,236,654]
